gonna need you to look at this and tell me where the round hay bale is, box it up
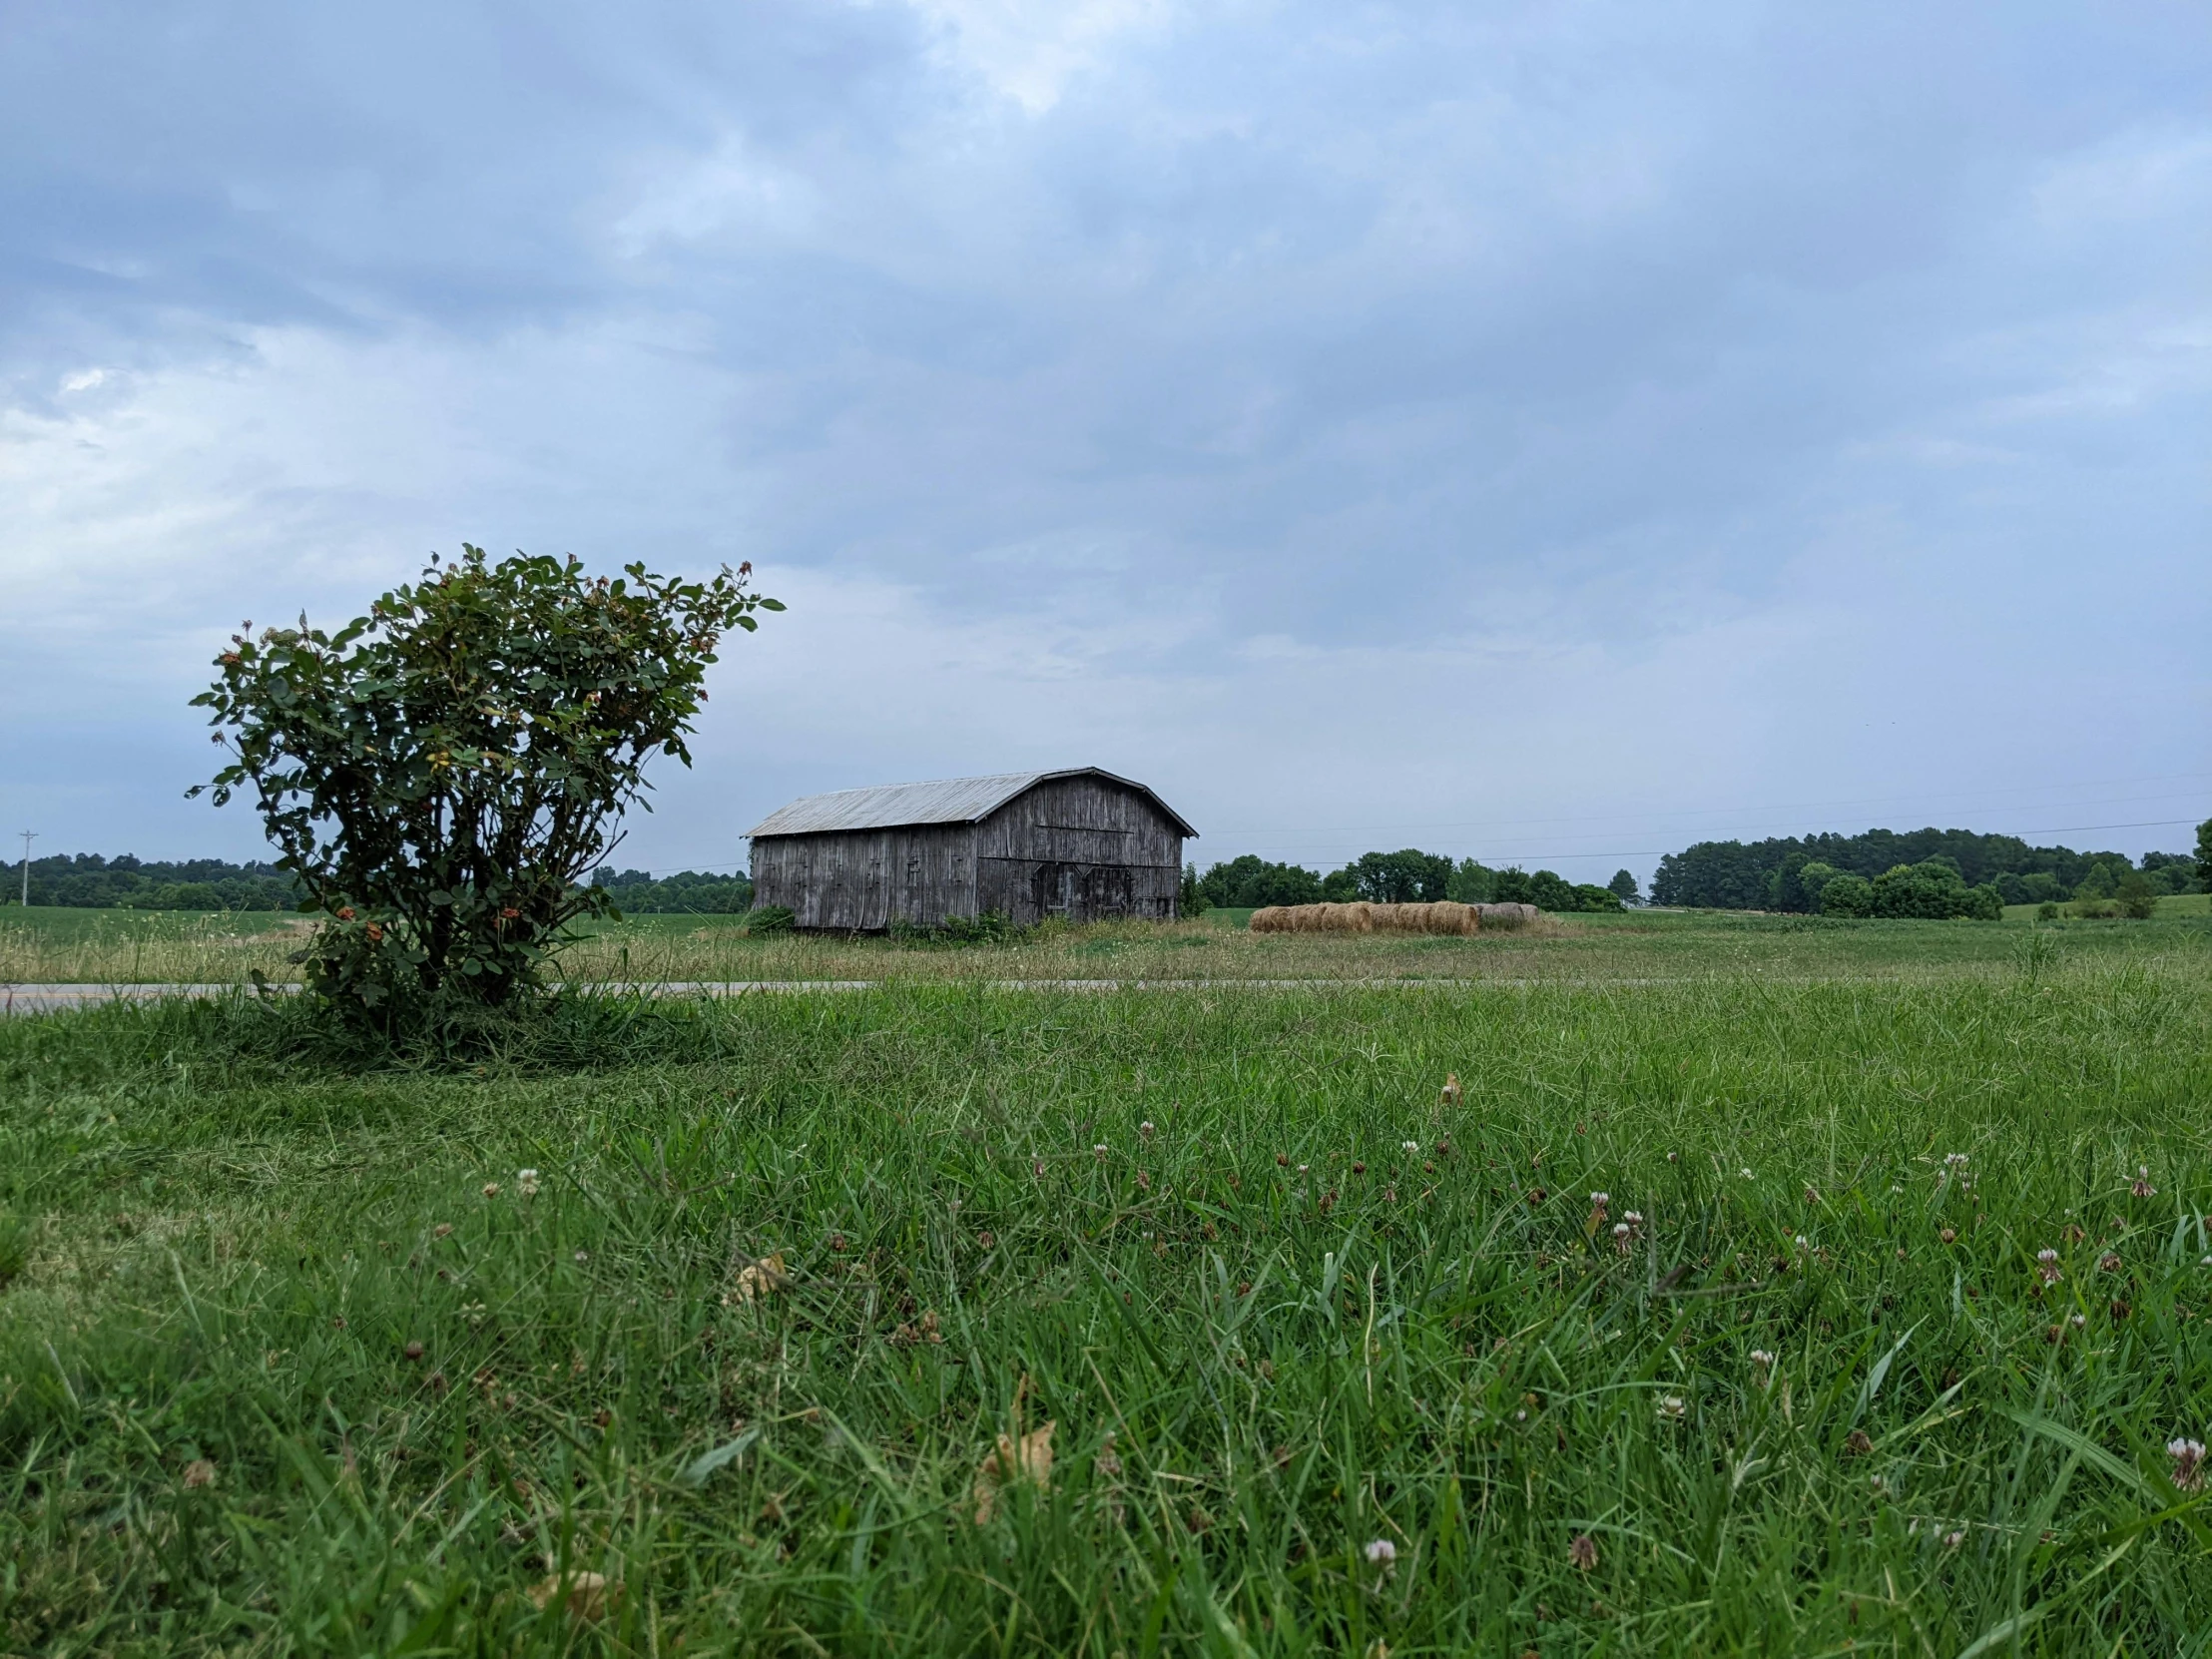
[1249,905,1288,933]
[1427,900,1476,935]
[1475,901,1539,930]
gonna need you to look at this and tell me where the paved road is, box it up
[0,976,1612,1013]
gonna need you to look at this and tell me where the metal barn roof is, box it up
[747,768,1198,839]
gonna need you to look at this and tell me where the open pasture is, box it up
[4,926,2212,1654]
[4,898,2209,989]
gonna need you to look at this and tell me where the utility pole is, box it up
[17,830,32,909]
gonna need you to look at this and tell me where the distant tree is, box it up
[2072,860,2121,902]
[1179,862,1211,916]
[1652,828,2137,909]
[1820,874,1874,917]
[1196,854,1321,909]
[1865,859,1997,920]
[1606,868,1639,905]
[2115,868,2159,920]
[590,866,755,912]
[193,545,781,1021]
[1321,866,1360,902]
[1574,882,1625,912]
[1341,849,1453,903]
[1447,858,1496,904]
[2198,818,2212,893]
[1794,861,1846,912]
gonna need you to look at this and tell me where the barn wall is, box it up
[751,826,979,930]
[975,774,1184,924]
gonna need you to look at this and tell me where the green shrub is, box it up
[190,546,782,1027]
[745,905,796,937]
[1819,873,1874,916]
[2036,900,2060,921]
[2116,869,2159,920]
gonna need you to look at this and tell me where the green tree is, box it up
[1606,868,1638,904]
[1197,855,1322,909]
[1447,858,1496,904]
[193,545,781,1021]
[1179,863,1211,916]
[1341,849,1453,903]
[2115,868,2158,920]
[1820,874,1874,917]
[1869,860,1976,919]
[2197,818,2212,893]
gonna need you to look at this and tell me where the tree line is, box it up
[2,851,756,915]
[1182,849,1634,915]
[1649,822,2212,913]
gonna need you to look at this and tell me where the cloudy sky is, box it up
[3,0,2206,886]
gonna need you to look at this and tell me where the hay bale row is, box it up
[1247,900,1498,935]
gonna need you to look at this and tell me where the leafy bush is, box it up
[2116,869,2159,919]
[1866,860,1999,920]
[745,905,796,937]
[888,910,1026,946]
[2036,901,2060,921]
[1820,874,1875,917]
[192,546,782,1026]
[1196,855,1321,909]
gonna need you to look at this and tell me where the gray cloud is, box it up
[1,0,2206,882]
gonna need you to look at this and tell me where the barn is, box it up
[747,768,1197,931]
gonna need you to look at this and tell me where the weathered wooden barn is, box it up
[747,769,1197,931]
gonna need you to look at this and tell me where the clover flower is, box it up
[1568,1533,1597,1571]
[1612,1222,1632,1255]
[2168,1437,2206,1491]
[481,1182,500,1199]
[1139,1121,1155,1140]
[1094,1144,1109,1159]
[2132,1166,2157,1199]
[2036,1249,2062,1284]
[1364,1537,1396,1566]
[1403,1141,1420,1155]
[517,1169,540,1198]
[1657,1394,1686,1421]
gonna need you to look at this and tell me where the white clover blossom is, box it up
[516,1169,540,1197]
[2036,1249,2062,1284]
[1364,1537,1396,1566]
[2168,1437,2206,1491]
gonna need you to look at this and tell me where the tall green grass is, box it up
[2,953,2211,1652]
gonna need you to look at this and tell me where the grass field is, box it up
[4,913,2212,1654]
[4,896,2210,987]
